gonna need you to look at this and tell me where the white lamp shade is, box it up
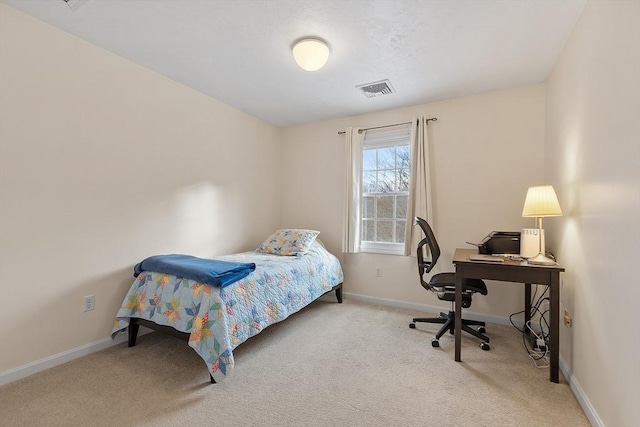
[292,38,330,71]
[522,185,563,217]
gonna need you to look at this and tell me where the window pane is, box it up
[396,195,408,218]
[363,171,376,193]
[363,196,374,218]
[377,170,395,192]
[377,195,394,219]
[377,220,393,242]
[397,145,410,169]
[398,168,410,191]
[396,220,406,243]
[362,220,374,242]
[395,169,404,191]
[377,147,395,169]
[363,149,376,171]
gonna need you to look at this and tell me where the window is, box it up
[360,126,411,255]
[343,118,431,257]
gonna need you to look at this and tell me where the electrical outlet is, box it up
[564,308,572,327]
[83,295,95,312]
[375,267,382,277]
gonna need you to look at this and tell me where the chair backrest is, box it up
[414,217,441,289]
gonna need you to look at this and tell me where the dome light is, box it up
[292,38,330,71]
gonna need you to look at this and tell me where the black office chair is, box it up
[409,217,490,350]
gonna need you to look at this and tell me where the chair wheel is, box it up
[431,338,440,348]
[478,326,486,334]
[480,342,490,351]
[409,323,416,329]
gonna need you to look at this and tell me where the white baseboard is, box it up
[343,291,524,328]
[559,354,603,427]
[0,327,152,386]
[345,291,602,427]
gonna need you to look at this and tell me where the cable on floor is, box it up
[510,284,550,368]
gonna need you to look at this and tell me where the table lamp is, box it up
[521,185,562,265]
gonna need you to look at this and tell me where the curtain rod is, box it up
[337,117,437,135]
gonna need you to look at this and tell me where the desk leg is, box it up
[524,283,532,333]
[454,270,462,362]
[549,274,560,383]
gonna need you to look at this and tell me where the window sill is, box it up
[360,242,404,256]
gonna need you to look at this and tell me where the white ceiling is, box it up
[1,0,586,127]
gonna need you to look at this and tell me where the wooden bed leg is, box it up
[210,374,216,384]
[128,319,140,347]
[335,284,343,303]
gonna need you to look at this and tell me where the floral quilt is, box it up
[111,240,343,381]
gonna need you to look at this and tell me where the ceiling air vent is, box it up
[356,79,395,98]
[62,0,88,11]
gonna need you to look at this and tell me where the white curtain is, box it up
[342,127,365,253]
[404,116,433,256]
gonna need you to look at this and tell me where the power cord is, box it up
[510,284,550,367]
[524,320,549,367]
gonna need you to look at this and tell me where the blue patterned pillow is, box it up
[257,229,320,256]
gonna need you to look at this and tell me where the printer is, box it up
[467,231,521,255]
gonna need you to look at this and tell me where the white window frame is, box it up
[359,126,411,255]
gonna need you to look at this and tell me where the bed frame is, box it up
[127,282,343,383]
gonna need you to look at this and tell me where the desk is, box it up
[452,248,565,383]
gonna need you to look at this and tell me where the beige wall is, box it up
[545,1,640,426]
[282,84,546,318]
[0,6,282,372]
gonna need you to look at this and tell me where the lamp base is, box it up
[527,252,557,266]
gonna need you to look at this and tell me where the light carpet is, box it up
[0,298,590,426]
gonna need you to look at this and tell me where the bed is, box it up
[111,230,343,383]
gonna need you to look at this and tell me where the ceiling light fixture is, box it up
[292,38,330,71]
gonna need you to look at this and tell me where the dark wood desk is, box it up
[452,248,565,383]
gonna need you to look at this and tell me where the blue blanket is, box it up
[134,254,255,288]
